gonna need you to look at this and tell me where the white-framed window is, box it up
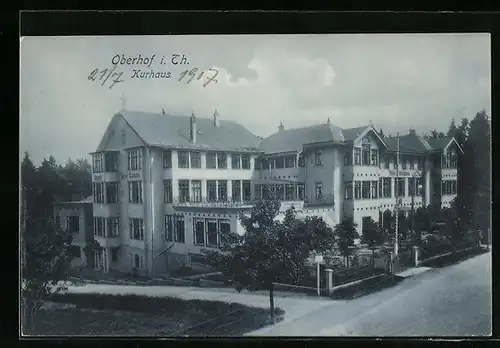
[92,153,104,173]
[231,154,241,169]
[254,184,263,200]
[191,180,202,202]
[163,150,172,168]
[370,149,378,166]
[106,182,119,203]
[371,181,378,199]
[441,180,457,195]
[396,178,406,197]
[207,180,217,201]
[241,155,251,169]
[190,152,201,168]
[164,179,172,203]
[93,182,105,203]
[232,180,241,202]
[93,217,106,237]
[354,181,361,199]
[104,153,118,172]
[218,180,228,201]
[354,148,361,165]
[107,217,120,237]
[298,184,305,200]
[129,218,144,241]
[217,152,227,169]
[178,180,190,202]
[285,156,296,168]
[344,151,353,165]
[314,152,323,166]
[242,180,251,201]
[131,253,143,269]
[285,184,296,201]
[178,151,189,168]
[165,215,173,241]
[206,152,217,169]
[206,219,218,247]
[379,177,392,198]
[174,215,185,243]
[362,145,370,165]
[315,182,323,200]
[276,184,285,201]
[345,181,353,200]
[275,157,285,169]
[128,181,143,204]
[128,148,143,171]
[361,181,371,199]
[193,218,205,246]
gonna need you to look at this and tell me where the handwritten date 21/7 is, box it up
[178,68,219,87]
[88,65,124,89]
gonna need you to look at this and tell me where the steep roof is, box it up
[426,137,454,151]
[120,110,261,152]
[259,123,346,154]
[385,133,433,154]
[342,126,370,142]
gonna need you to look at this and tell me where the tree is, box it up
[203,191,336,321]
[21,218,75,334]
[413,205,432,245]
[447,119,458,138]
[360,218,385,266]
[333,217,359,267]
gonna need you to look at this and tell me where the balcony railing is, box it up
[303,194,335,207]
[171,195,334,209]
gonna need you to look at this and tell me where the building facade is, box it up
[91,110,462,276]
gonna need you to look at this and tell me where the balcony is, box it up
[95,235,121,248]
[172,197,255,209]
[303,194,335,208]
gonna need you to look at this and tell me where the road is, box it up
[250,251,492,337]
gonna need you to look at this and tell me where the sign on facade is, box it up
[388,170,422,177]
[314,255,324,263]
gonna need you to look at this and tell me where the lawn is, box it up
[26,293,284,337]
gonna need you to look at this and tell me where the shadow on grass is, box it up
[28,293,284,337]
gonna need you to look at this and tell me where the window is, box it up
[207,219,218,246]
[396,178,406,197]
[362,181,371,199]
[107,217,119,237]
[371,181,378,199]
[417,177,424,196]
[206,152,217,169]
[285,156,296,168]
[268,159,275,170]
[92,153,104,173]
[276,184,285,201]
[219,219,231,237]
[255,184,262,200]
[232,180,241,202]
[298,156,305,167]
[207,180,217,201]
[164,179,172,203]
[315,152,323,166]
[129,218,144,240]
[408,178,416,196]
[190,152,201,169]
[128,149,142,170]
[218,180,227,201]
[242,180,251,201]
[177,180,190,202]
[93,183,105,203]
[165,215,173,241]
[217,153,227,169]
[254,158,261,170]
[67,216,79,233]
[133,254,140,269]
[384,157,390,169]
[191,180,202,202]
[380,178,392,198]
[402,158,408,170]
[409,157,415,170]
[174,215,185,243]
[354,148,361,165]
[275,157,285,169]
[178,151,189,168]
[315,182,323,200]
[442,148,457,169]
[345,181,353,200]
[419,158,426,170]
[231,154,241,169]
[163,151,172,168]
[93,217,105,237]
[128,181,143,204]
[260,158,269,170]
[241,155,250,169]
[370,149,378,166]
[111,248,119,262]
[106,182,119,203]
[105,153,118,172]
[298,184,305,200]
[344,151,352,165]
[354,181,361,199]
[285,184,296,201]
[442,180,457,195]
[362,145,370,165]
[193,218,205,246]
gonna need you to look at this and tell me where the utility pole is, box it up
[395,133,400,257]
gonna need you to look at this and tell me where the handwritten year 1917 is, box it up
[88,64,125,89]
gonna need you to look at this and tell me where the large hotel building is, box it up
[86,110,462,276]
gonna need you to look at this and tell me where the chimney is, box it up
[278,121,284,132]
[162,108,166,115]
[189,111,197,143]
[327,117,331,124]
[409,128,416,135]
[213,108,220,127]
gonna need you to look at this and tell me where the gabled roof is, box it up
[342,126,370,142]
[119,110,261,152]
[428,137,464,154]
[259,123,345,155]
[385,133,433,154]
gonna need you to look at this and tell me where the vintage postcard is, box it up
[20,33,491,337]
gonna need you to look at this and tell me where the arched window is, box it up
[134,254,140,269]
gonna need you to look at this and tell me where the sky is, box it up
[20,34,491,165]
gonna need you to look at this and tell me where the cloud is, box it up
[20,34,490,164]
